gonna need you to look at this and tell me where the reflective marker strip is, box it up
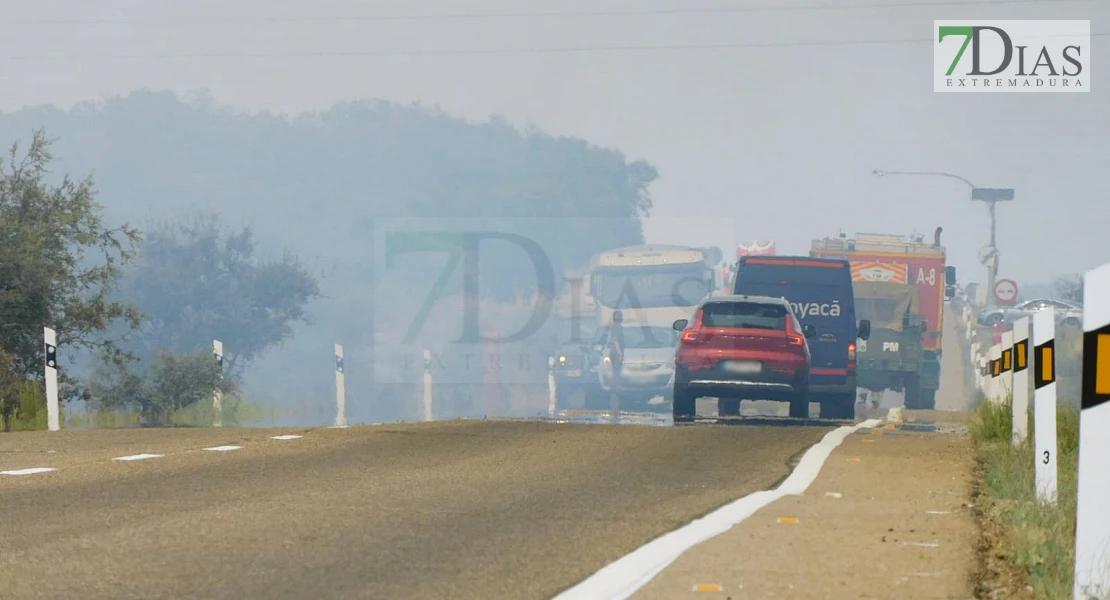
[1002,348,1012,372]
[992,358,1000,377]
[1035,339,1056,389]
[1081,326,1110,410]
[1014,339,1028,372]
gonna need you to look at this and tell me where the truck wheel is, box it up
[820,393,856,420]
[903,374,922,410]
[788,389,809,419]
[673,386,696,422]
[718,397,741,417]
[919,388,937,410]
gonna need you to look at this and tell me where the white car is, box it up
[978,297,1083,327]
[597,323,678,405]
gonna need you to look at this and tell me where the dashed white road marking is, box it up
[270,435,303,440]
[113,453,164,461]
[900,541,940,548]
[1,467,57,476]
[203,445,242,452]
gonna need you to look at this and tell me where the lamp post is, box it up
[871,169,1014,306]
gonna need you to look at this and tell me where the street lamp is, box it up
[871,169,1014,306]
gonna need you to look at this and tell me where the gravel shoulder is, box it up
[630,414,977,600]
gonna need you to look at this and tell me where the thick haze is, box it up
[1,0,1107,287]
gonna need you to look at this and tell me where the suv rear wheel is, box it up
[673,386,696,422]
[788,387,809,419]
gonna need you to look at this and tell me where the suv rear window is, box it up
[702,302,788,330]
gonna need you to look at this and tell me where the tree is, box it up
[1055,274,1083,305]
[88,349,238,427]
[0,130,141,429]
[111,211,321,379]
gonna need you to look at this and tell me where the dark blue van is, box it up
[732,256,871,419]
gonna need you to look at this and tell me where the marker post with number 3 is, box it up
[1075,262,1110,599]
[1032,308,1057,506]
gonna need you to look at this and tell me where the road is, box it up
[0,421,832,600]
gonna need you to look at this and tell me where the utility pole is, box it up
[872,170,1014,307]
[971,187,1015,305]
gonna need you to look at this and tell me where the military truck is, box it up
[852,279,934,409]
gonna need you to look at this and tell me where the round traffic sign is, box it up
[994,278,1018,304]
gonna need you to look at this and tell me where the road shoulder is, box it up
[630,414,977,599]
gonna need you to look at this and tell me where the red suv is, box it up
[671,295,816,421]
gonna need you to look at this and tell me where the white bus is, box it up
[587,244,717,328]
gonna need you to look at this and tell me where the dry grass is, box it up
[970,398,1087,599]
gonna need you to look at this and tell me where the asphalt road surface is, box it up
[0,421,832,600]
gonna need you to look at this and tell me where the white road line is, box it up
[1,467,57,476]
[270,435,303,440]
[112,453,164,461]
[203,445,242,452]
[552,418,883,600]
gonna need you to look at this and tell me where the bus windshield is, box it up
[594,263,708,309]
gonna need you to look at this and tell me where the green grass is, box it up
[971,398,1084,599]
[11,394,278,431]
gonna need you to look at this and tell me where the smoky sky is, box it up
[1,0,1106,287]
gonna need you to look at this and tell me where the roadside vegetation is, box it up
[2,93,659,429]
[970,397,1081,599]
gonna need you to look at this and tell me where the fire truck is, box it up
[810,229,957,409]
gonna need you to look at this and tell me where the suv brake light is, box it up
[785,315,804,346]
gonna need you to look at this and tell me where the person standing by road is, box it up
[609,309,625,382]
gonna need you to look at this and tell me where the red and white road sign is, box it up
[994,278,1019,304]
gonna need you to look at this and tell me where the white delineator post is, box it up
[1000,330,1014,401]
[1032,307,1057,506]
[1011,317,1031,445]
[1074,262,1110,600]
[212,339,223,428]
[989,342,1002,402]
[43,327,60,431]
[422,349,433,422]
[547,356,558,419]
[334,344,347,427]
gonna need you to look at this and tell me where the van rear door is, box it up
[733,258,856,386]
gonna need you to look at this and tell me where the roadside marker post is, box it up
[989,343,1002,402]
[212,340,224,427]
[1074,262,1110,600]
[1012,317,1031,445]
[1000,330,1014,400]
[422,348,433,422]
[43,327,59,431]
[547,356,558,419]
[334,344,347,428]
[1032,308,1057,506]
[980,351,990,394]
